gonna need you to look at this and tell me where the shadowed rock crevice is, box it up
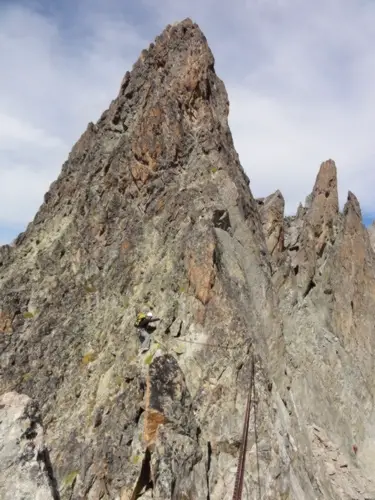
[36,448,61,500]
[130,448,153,500]
[0,392,60,500]
[206,441,212,500]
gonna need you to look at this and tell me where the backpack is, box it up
[135,312,146,327]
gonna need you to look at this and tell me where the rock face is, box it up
[1,18,375,500]
[0,392,58,500]
[257,190,285,263]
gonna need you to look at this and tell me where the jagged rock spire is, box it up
[307,159,339,253]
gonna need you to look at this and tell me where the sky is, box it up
[1,0,375,244]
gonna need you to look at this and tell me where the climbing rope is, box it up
[141,330,260,499]
[253,361,262,500]
[170,336,252,350]
[232,353,257,500]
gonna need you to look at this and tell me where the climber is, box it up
[134,312,160,352]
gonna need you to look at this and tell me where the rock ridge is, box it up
[1,18,375,500]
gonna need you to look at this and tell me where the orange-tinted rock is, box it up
[0,311,13,334]
[143,408,165,447]
[186,228,216,305]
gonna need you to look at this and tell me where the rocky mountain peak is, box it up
[311,159,338,199]
[1,19,375,500]
[344,190,362,220]
[119,17,215,97]
[307,159,339,250]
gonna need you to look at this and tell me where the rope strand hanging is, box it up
[232,353,260,500]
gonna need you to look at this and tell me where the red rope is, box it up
[232,355,255,500]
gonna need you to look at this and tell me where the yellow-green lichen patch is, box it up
[82,352,97,365]
[131,454,142,465]
[22,372,32,382]
[84,284,97,293]
[63,470,79,487]
[143,342,161,365]
[144,352,154,365]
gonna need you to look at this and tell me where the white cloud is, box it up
[0,113,64,149]
[0,2,147,229]
[1,0,375,243]
[225,0,375,215]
